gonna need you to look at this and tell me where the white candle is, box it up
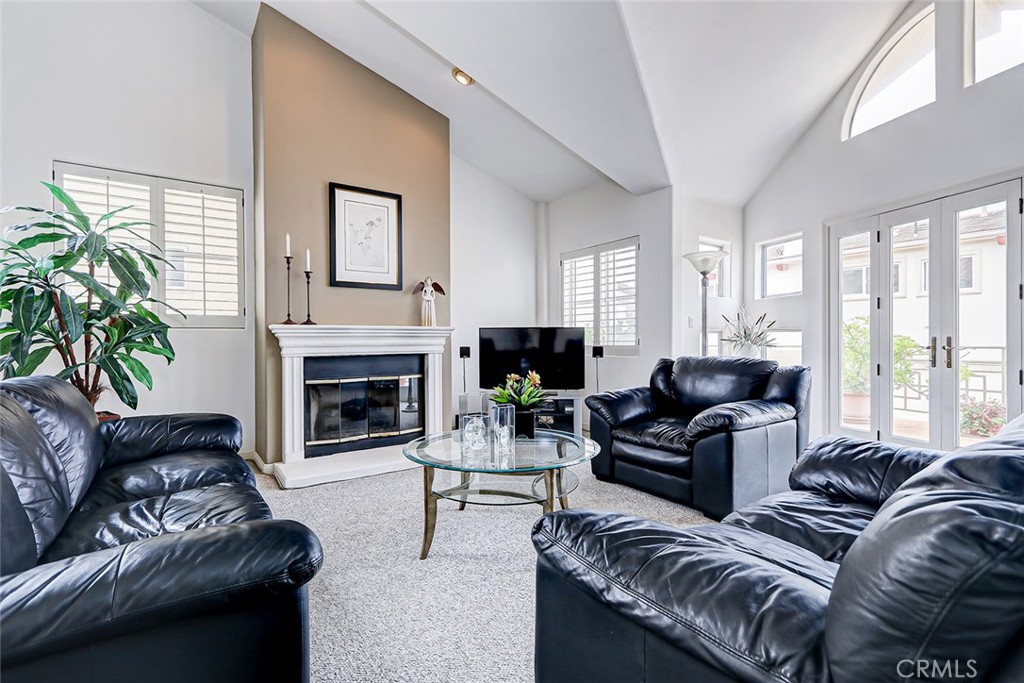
[285,233,291,258]
[305,248,311,272]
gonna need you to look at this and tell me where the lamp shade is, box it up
[683,250,728,275]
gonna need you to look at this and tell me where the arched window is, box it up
[844,5,936,139]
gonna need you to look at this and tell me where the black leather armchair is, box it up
[586,356,811,519]
[0,377,323,683]
[533,416,1024,683]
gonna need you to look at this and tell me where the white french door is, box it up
[829,179,1023,450]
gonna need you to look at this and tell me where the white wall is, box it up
[450,155,537,412]
[1,2,256,451]
[743,0,1024,438]
[546,179,673,408]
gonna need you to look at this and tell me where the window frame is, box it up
[53,161,245,329]
[560,236,640,356]
[756,233,804,299]
[842,3,937,141]
[965,0,1024,86]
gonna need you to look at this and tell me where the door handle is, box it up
[928,336,937,368]
[941,336,954,369]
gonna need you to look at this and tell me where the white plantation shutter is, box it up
[54,162,244,328]
[162,184,242,321]
[599,243,638,347]
[561,254,596,344]
[561,236,640,352]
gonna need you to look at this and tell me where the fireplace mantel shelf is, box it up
[269,324,453,489]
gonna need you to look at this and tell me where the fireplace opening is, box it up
[304,355,424,457]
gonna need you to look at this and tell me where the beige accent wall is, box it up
[253,5,452,463]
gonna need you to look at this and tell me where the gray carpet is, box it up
[254,465,711,683]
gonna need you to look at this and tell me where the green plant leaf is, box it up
[63,271,127,308]
[117,354,153,391]
[106,251,150,298]
[42,182,90,232]
[15,232,66,249]
[125,342,174,361]
[58,291,84,342]
[97,355,138,409]
[83,231,106,261]
[12,287,46,334]
[17,346,52,375]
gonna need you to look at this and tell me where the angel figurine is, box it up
[414,276,446,326]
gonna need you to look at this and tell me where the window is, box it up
[970,0,1024,84]
[561,237,639,352]
[920,256,978,292]
[892,262,905,295]
[697,237,730,298]
[846,5,936,139]
[54,162,244,328]
[763,330,803,365]
[842,265,869,296]
[758,235,803,298]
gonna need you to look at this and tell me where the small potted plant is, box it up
[721,306,776,357]
[491,371,550,438]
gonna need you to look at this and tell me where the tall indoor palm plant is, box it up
[0,181,178,408]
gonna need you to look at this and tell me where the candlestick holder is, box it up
[302,270,316,325]
[281,256,297,324]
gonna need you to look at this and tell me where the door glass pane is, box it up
[957,201,1008,445]
[891,219,931,441]
[839,232,871,430]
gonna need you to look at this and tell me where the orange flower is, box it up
[506,373,522,383]
[527,371,542,387]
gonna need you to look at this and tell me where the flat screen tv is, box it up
[478,327,585,391]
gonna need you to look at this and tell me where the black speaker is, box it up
[459,346,471,359]
[592,346,604,359]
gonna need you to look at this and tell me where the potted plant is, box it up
[491,371,551,438]
[721,307,776,357]
[1,182,178,415]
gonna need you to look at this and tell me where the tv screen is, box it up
[478,327,585,391]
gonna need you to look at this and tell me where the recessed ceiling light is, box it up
[452,68,474,86]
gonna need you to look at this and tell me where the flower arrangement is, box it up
[491,371,551,409]
[721,306,776,354]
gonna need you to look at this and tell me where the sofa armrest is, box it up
[585,387,658,428]
[533,510,834,683]
[0,519,321,666]
[99,413,243,466]
[790,435,947,506]
[682,399,795,450]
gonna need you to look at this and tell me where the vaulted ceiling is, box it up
[195,0,907,205]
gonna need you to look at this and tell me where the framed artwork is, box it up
[329,182,402,290]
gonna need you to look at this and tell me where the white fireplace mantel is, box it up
[269,324,453,489]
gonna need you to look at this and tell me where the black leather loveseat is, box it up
[0,377,323,683]
[586,356,810,519]
[533,415,1024,683]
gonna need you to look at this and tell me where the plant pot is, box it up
[841,392,870,426]
[96,411,121,423]
[515,409,536,439]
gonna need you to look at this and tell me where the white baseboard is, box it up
[242,451,275,474]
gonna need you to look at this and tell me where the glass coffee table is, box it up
[403,429,599,559]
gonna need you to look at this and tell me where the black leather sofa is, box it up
[0,376,323,683]
[533,415,1024,683]
[586,356,811,519]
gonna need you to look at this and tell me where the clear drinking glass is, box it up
[490,404,515,466]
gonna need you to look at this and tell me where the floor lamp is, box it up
[683,250,728,356]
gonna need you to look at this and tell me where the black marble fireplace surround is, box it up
[303,354,425,457]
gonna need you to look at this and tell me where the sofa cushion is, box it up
[0,377,101,506]
[670,357,777,411]
[41,482,272,562]
[723,491,876,563]
[826,422,1024,683]
[533,511,836,683]
[614,416,692,455]
[791,435,946,507]
[0,394,73,570]
[612,440,692,478]
[76,450,257,513]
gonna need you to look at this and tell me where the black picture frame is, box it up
[328,182,403,290]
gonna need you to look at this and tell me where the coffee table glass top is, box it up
[403,429,598,474]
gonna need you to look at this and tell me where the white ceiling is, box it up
[621,0,908,204]
[194,0,908,206]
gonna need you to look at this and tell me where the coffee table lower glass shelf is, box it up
[403,429,599,559]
